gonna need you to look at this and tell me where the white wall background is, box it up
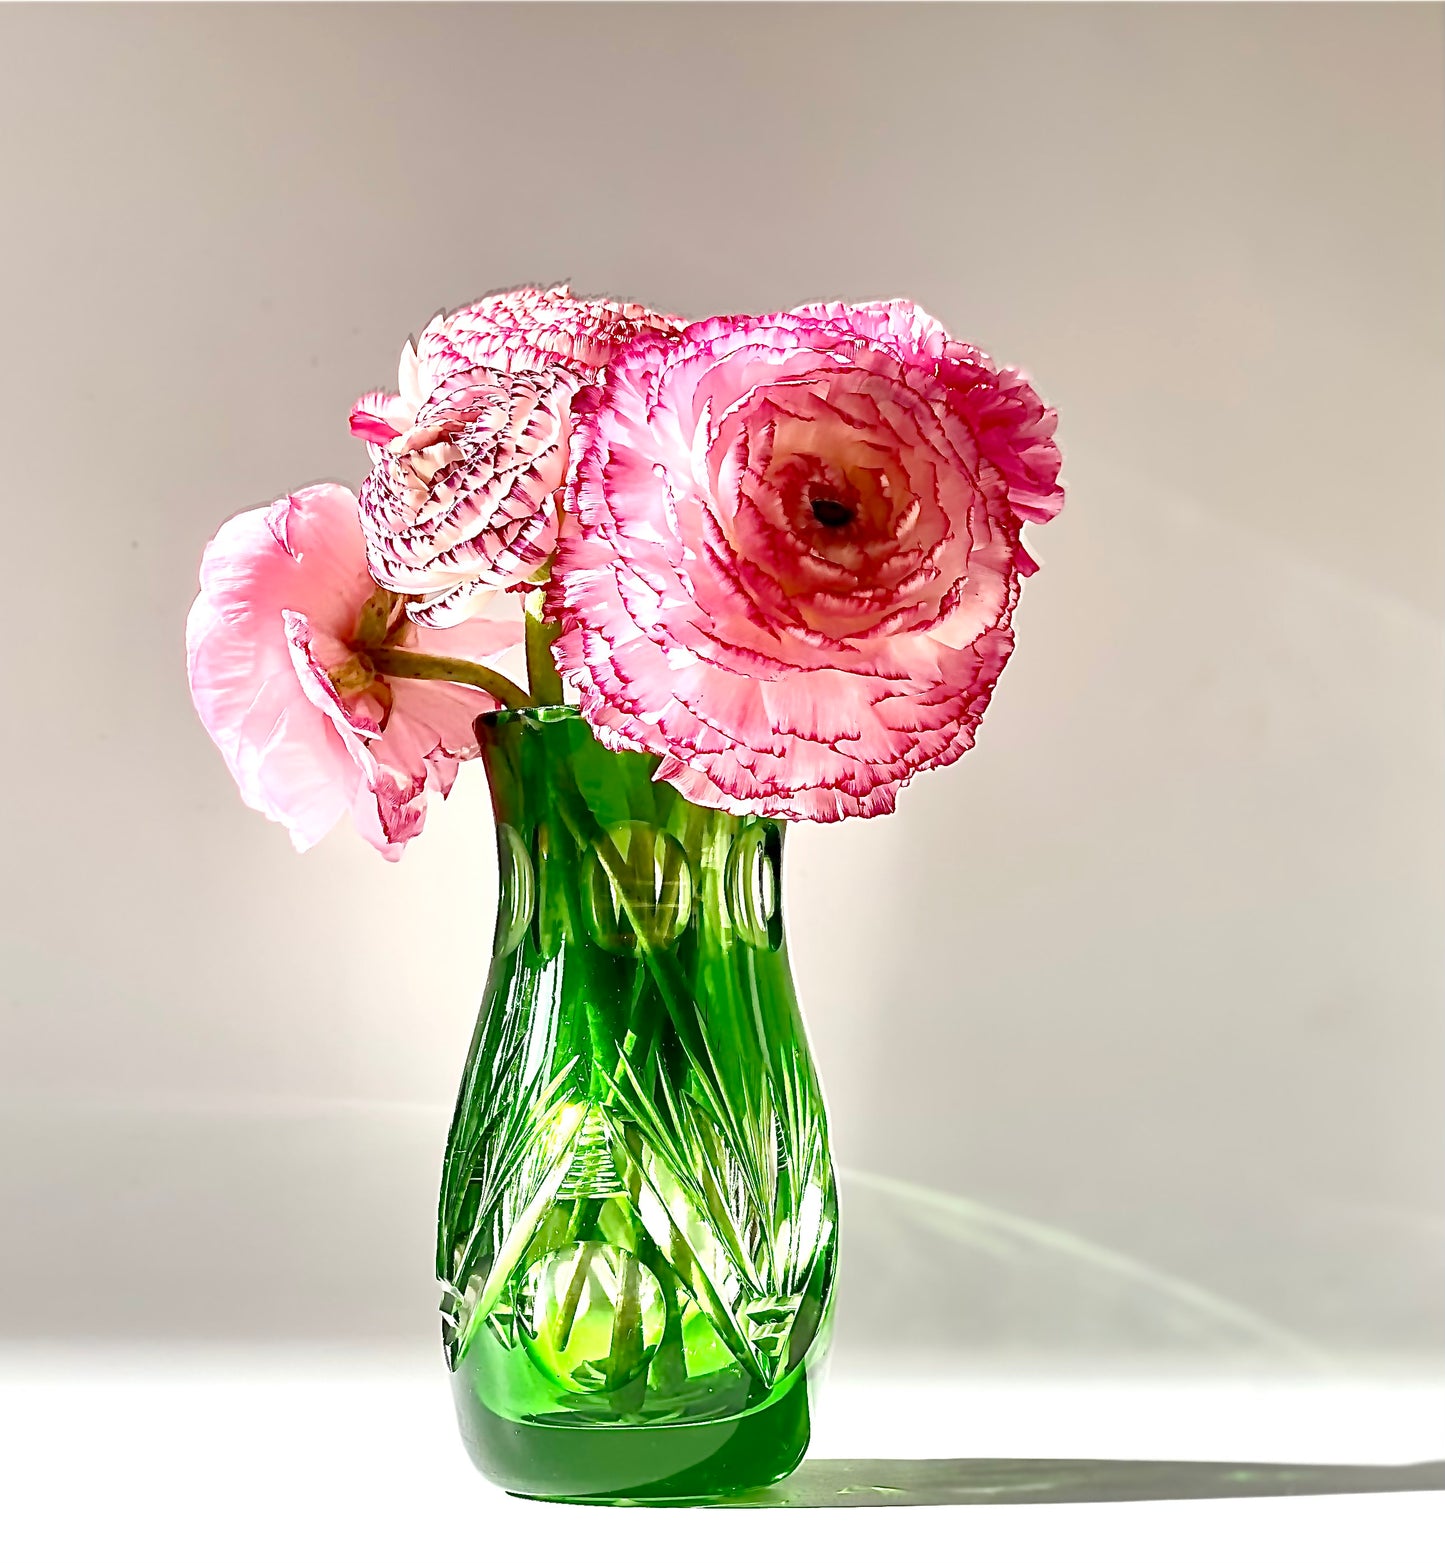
[1,3,1440,1375]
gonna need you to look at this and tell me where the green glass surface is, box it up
[439,709,838,1503]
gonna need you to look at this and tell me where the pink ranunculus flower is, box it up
[350,286,687,627]
[186,483,519,859]
[548,302,1063,822]
[355,362,577,627]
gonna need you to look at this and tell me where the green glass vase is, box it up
[438,708,839,1503]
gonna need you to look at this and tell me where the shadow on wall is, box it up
[5,1103,1442,1373]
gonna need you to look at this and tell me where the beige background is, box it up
[1,3,1441,1374]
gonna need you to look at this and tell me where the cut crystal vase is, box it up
[439,708,838,1502]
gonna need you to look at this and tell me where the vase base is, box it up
[455,1368,815,1503]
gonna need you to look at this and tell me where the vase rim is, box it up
[476,704,582,732]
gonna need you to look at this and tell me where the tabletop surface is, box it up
[3,1353,1440,1563]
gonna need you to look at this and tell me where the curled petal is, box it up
[349,390,414,448]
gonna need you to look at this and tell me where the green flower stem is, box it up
[368,647,530,710]
[524,591,566,708]
[553,1238,598,1355]
[544,781,774,1370]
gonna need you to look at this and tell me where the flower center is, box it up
[810,497,856,529]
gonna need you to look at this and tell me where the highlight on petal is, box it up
[548,304,1062,821]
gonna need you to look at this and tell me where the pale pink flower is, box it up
[549,303,1063,822]
[350,287,686,627]
[186,483,518,858]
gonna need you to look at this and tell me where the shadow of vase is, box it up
[719,1457,1445,1509]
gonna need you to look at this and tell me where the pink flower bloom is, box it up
[549,302,1063,822]
[351,287,686,627]
[186,483,518,858]
[357,363,577,626]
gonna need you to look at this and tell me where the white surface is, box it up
[2,1357,1441,1563]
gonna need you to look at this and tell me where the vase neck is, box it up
[476,708,785,959]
